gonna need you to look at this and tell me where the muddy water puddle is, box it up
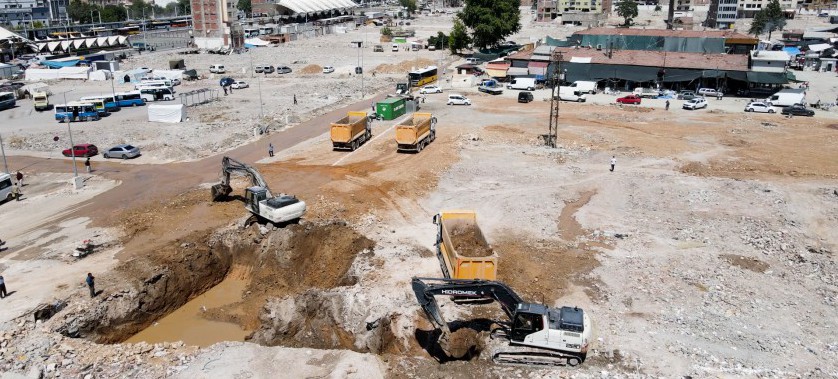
[126,275,251,347]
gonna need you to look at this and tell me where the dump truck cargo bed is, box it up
[330,111,370,150]
[434,210,497,280]
[396,112,435,152]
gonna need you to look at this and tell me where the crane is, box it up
[412,277,592,367]
[211,156,306,224]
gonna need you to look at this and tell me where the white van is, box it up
[506,77,537,91]
[766,89,805,107]
[209,64,226,74]
[392,44,399,52]
[0,172,13,203]
[568,81,598,94]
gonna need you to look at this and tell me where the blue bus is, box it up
[54,102,101,122]
[114,91,146,107]
[0,92,15,111]
[80,96,120,113]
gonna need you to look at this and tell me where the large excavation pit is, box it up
[55,221,379,350]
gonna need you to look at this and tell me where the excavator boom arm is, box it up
[411,277,525,333]
[212,156,273,201]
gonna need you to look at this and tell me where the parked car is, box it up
[373,45,384,52]
[62,144,98,158]
[781,103,815,116]
[419,85,442,94]
[465,57,481,64]
[447,94,471,106]
[256,65,275,74]
[616,94,642,104]
[277,66,292,74]
[677,90,697,100]
[697,88,722,97]
[103,144,140,159]
[232,80,249,89]
[209,64,226,74]
[322,66,335,74]
[744,101,776,113]
[682,97,708,110]
[169,78,181,86]
[518,91,534,103]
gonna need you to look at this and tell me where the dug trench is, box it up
[44,220,410,355]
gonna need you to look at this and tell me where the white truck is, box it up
[566,81,598,94]
[506,77,537,91]
[633,87,659,98]
[766,88,806,107]
[556,86,587,102]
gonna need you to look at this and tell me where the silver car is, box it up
[103,144,141,159]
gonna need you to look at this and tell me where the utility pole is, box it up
[667,0,675,29]
[547,51,563,148]
[0,133,9,174]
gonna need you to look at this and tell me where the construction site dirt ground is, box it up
[2,85,836,378]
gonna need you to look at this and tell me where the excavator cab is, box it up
[510,309,545,342]
[245,186,268,215]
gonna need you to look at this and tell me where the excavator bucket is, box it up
[210,184,232,202]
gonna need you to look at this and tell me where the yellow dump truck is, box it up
[433,210,498,280]
[330,111,371,151]
[395,112,436,153]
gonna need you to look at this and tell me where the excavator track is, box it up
[492,351,583,367]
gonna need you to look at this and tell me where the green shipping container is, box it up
[376,98,407,120]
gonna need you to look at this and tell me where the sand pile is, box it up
[372,58,437,74]
[299,64,323,74]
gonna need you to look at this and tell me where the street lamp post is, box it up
[60,90,79,180]
[248,51,264,118]
[0,133,9,174]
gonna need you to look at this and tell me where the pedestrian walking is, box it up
[11,182,20,201]
[15,171,23,187]
[86,273,95,298]
[85,157,91,173]
[610,156,617,172]
[223,86,228,96]
[371,102,375,112]
[293,94,297,105]
[0,276,7,299]
[268,143,274,157]
[665,100,670,111]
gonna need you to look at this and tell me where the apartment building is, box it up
[536,0,611,22]
[0,0,68,27]
[737,0,795,17]
[706,0,738,28]
[191,0,240,48]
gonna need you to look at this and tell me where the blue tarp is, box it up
[783,47,802,56]
[41,60,80,69]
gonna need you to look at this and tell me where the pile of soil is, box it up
[299,64,323,74]
[372,58,436,74]
[450,224,492,257]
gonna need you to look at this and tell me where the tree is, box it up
[457,0,520,49]
[654,4,662,12]
[429,31,449,49]
[177,0,191,15]
[68,0,95,24]
[616,0,638,26]
[380,26,392,36]
[101,5,126,22]
[237,0,252,15]
[129,0,153,19]
[399,0,416,14]
[448,18,470,54]
[749,9,767,36]
[763,0,786,39]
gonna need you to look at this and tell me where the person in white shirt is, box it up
[610,156,616,172]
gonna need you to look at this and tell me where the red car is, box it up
[62,144,98,157]
[616,95,642,104]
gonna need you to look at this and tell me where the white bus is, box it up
[136,81,173,91]
[139,87,175,101]
[244,28,259,38]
